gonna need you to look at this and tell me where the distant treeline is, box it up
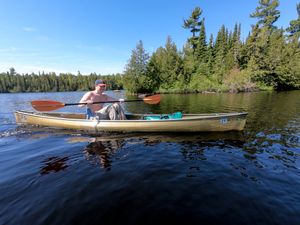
[0,68,123,93]
[123,0,300,93]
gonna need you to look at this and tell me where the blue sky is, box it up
[0,0,299,75]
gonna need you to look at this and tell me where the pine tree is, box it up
[9,67,16,76]
[213,25,228,82]
[182,43,197,84]
[183,7,203,52]
[207,34,215,74]
[232,23,242,67]
[250,0,280,30]
[195,18,207,63]
[247,0,281,87]
[123,40,151,93]
[147,36,183,90]
[286,3,300,44]
[0,74,7,93]
[147,50,163,91]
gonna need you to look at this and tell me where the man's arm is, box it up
[78,92,92,108]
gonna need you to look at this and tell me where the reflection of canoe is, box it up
[68,132,246,145]
[14,110,248,133]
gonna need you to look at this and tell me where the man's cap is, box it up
[95,79,106,86]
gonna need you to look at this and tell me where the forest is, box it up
[0,68,123,93]
[0,0,299,93]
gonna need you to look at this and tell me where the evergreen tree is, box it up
[206,34,215,74]
[195,18,207,63]
[0,74,7,92]
[147,50,163,92]
[250,0,280,30]
[213,25,228,82]
[183,7,203,52]
[147,36,183,91]
[280,42,300,90]
[182,43,197,84]
[123,40,151,93]
[247,0,281,87]
[194,18,210,79]
[223,23,242,71]
[9,67,16,76]
[265,29,286,87]
[286,3,300,44]
[232,23,242,67]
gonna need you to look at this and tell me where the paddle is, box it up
[31,94,161,111]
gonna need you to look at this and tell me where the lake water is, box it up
[0,91,299,225]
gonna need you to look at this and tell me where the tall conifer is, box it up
[183,7,203,52]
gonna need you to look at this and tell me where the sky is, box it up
[0,0,299,75]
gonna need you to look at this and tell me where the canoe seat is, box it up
[144,112,182,120]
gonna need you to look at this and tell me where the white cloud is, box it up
[0,45,126,74]
[21,65,74,74]
[0,61,125,75]
[22,26,36,32]
[35,35,51,41]
[75,44,104,52]
[0,47,17,52]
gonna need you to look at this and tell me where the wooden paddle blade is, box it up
[31,100,65,111]
[143,94,161,104]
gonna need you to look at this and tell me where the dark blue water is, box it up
[0,91,299,225]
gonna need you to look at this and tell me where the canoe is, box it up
[14,110,248,133]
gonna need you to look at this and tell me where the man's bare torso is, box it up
[87,91,109,112]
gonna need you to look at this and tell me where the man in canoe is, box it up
[79,79,126,120]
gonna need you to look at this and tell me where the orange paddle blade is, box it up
[143,94,161,104]
[31,100,65,111]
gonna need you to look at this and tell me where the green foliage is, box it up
[223,68,257,92]
[286,3,300,44]
[250,0,280,29]
[231,23,242,67]
[123,40,152,93]
[274,41,300,90]
[149,36,184,90]
[244,0,300,90]
[0,70,123,93]
[212,25,228,82]
[122,1,299,93]
[187,73,230,93]
[195,18,207,63]
[182,43,197,83]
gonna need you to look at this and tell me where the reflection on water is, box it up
[83,139,124,170]
[40,156,69,175]
[69,129,299,185]
[0,91,300,225]
[62,128,300,176]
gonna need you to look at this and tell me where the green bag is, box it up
[144,112,182,120]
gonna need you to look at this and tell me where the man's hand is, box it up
[86,100,93,105]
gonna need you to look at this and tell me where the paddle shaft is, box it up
[65,99,143,106]
[31,94,160,111]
